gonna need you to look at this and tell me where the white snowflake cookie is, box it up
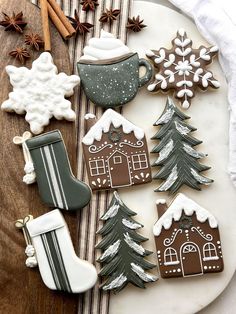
[146,28,220,109]
[1,52,80,134]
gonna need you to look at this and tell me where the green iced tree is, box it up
[96,192,157,293]
[152,97,213,193]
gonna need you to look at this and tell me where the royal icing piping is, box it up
[1,52,80,134]
[153,193,218,236]
[146,28,220,108]
[80,30,130,61]
[82,109,144,145]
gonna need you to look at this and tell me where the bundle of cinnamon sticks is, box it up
[40,0,75,51]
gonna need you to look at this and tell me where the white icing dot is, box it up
[182,100,190,109]
[173,269,176,273]
[146,50,155,57]
[217,241,220,244]
[204,266,207,270]
[213,266,216,269]
[157,250,161,254]
[209,266,212,269]
[178,28,185,37]
[185,230,188,233]
[177,268,181,272]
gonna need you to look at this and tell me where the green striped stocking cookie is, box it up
[26,130,91,211]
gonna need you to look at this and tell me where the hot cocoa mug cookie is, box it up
[77,30,152,108]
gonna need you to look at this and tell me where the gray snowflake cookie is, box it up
[146,29,220,109]
[1,52,80,134]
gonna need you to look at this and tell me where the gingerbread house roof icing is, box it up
[153,193,218,236]
[82,109,145,145]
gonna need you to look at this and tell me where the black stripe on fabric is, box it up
[49,144,68,210]
[41,234,61,290]
[52,231,72,293]
[45,231,71,292]
[40,147,58,208]
[126,0,132,44]
[109,0,114,33]
[117,0,123,39]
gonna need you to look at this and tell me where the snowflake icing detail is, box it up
[1,52,80,134]
[146,28,220,109]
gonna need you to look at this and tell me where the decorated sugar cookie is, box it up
[82,109,152,190]
[77,30,152,108]
[97,191,157,292]
[153,194,224,278]
[1,52,80,134]
[152,97,213,193]
[146,29,220,109]
[17,210,98,293]
[26,130,91,211]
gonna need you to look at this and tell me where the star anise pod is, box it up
[9,47,31,64]
[126,16,147,32]
[0,11,27,33]
[99,9,120,23]
[67,10,94,35]
[25,33,44,51]
[80,0,99,11]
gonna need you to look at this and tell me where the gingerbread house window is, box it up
[164,247,179,266]
[113,156,122,164]
[182,244,197,253]
[89,159,106,176]
[203,243,219,261]
[132,154,148,170]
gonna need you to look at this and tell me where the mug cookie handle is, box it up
[138,59,153,87]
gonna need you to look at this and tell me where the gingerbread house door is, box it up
[107,151,131,188]
[180,242,203,277]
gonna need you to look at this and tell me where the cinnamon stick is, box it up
[47,0,76,37]
[40,0,51,51]
[47,3,71,39]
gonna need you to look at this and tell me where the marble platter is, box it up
[109,1,236,313]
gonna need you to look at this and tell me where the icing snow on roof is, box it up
[82,109,145,145]
[153,193,218,236]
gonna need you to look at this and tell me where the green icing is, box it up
[96,191,157,292]
[151,97,213,193]
[26,130,91,211]
[77,53,152,108]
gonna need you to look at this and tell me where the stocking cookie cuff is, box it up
[27,209,65,237]
[26,130,62,151]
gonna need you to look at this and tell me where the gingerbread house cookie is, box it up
[82,109,152,190]
[153,193,223,278]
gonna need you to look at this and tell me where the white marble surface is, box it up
[145,2,236,313]
[111,0,236,314]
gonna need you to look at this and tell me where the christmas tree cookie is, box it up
[151,97,213,193]
[146,29,220,109]
[96,192,157,292]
